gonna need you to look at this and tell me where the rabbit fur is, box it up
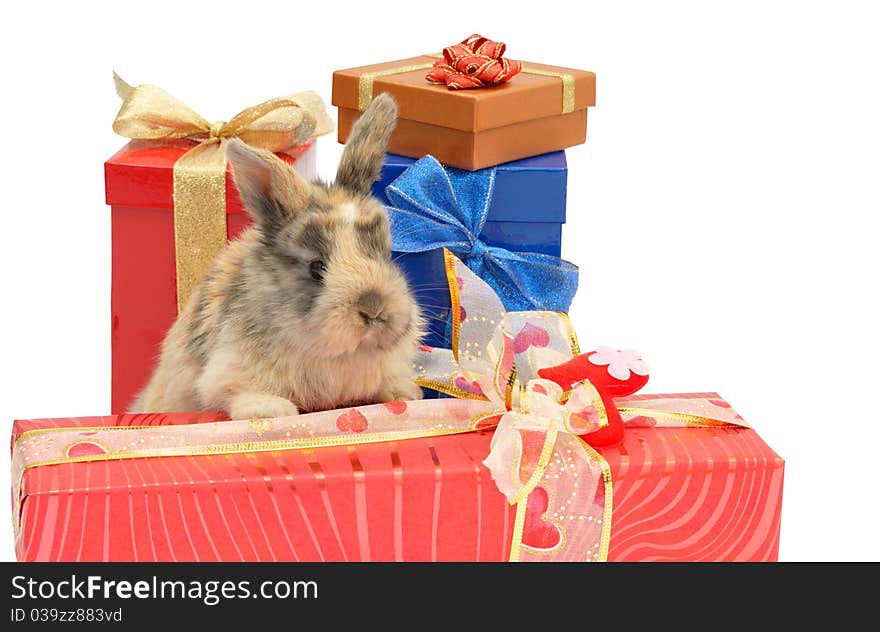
[130,94,424,418]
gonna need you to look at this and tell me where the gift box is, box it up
[375,151,567,256]
[105,141,316,414]
[104,76,332,413]
[375,152,569,347]
[373,152,578,348]
[11,393,783,562]
[332,40,596,170]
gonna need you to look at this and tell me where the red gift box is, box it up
[103,139,316,414]
[11,392,783,562]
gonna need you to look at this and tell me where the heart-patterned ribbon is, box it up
[426,34,523,89]
[410,251,621,559]
[412,250,605,411]
[483,379,612,560]
[411,250,748,560]
[112,73,334,310]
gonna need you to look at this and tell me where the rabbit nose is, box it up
[357,290,385,323]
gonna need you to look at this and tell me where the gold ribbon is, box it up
[112,73,334,310]
[520,66,576,114]
[358,60,438,111]
[484,378,612,561]
[357,54,576,114]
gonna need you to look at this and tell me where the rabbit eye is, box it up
[309,260,327,281]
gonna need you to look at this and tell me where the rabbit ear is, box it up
[335,92,398,196]
[226,138,311,230]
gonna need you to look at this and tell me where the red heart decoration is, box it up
[383,401,407,415]
[521,486,562,551]
[513,323,550,354]
[66,441,108,458]
[336,409,368,433]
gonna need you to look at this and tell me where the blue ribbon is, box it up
[385,155,579,313]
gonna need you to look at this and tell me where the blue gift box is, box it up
[374,151,569,349]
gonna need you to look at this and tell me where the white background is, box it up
[1,1,878,562]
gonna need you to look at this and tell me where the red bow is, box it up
[426,34,523,90]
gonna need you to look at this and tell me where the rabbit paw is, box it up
[229,391,299,419]
[379,379,424,403]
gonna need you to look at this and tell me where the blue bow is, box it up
[385,155,579,313]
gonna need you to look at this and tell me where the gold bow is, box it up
[112,73,333,309]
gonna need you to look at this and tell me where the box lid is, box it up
[104,139,316,212]
[375,151,568,223]
[332,56,595,133]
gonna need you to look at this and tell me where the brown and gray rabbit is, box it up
[130,94,424,418]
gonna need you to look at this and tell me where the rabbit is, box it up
[129,93,425,419]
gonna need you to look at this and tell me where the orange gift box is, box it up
[11,393,783,562]
[332,55,595,170]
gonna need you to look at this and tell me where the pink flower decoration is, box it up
[588,346,649,381]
